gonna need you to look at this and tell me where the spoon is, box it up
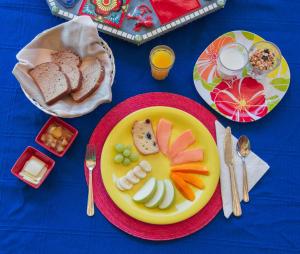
[236,135,251,202]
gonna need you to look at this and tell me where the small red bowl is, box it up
[11,146,55,189]
[35,117,78,157]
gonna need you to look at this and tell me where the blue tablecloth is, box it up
[1,0,300,253]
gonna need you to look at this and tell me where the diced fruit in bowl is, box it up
[145,180,165,208]
[133,177,157,203]
[159,180,175,209]
[35,117,78,157]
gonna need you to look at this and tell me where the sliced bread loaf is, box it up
[29,62,71,105]
[51,50,81,66]
[59,63,82,92]
[132,119,159,155]
[71,58,105,103]
[51,50,82,92]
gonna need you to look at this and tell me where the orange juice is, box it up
[150,45,175,80]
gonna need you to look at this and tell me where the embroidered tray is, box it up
[46,0,227,45]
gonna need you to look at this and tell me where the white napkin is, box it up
[12,16,114,118]
[215,121,270,218]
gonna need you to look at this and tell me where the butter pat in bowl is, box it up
[36,117,78,157]
[11,146,55,188]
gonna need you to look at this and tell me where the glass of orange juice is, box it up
[149,45,175,80]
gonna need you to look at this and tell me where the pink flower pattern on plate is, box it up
[210,77,268,122]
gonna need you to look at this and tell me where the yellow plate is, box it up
[101,106,220,225]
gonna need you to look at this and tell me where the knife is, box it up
[224,127,242,217]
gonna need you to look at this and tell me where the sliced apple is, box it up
[159,179,175,209]
[145,180,165,208]
[133,177,157,203]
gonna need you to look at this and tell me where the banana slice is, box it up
[126,170,140,184]
[116,161,153,192]
[139,160,152,173]
[133,165,147,179]
[116,179,125,191]
[118,177,133,190]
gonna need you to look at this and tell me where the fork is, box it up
[85,144,96,216]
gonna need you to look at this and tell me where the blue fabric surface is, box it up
[1,0,300,253]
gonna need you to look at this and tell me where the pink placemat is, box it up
[85,92,222,241]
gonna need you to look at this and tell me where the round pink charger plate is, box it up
[85,92,222,241]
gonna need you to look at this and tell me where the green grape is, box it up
[129,152,139,162]
[123,149,131,157]
[114,144,125,153]
[126,144,133,151]
[114,154,124,164]
[122,158,131,166]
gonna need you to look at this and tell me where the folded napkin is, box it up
[215,121,270,218]
[12,16,114,118]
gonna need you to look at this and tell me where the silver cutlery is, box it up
[224,127,242,217]
[237,135,251,202]
[85,144,96,216]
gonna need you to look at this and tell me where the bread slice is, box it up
[51,50,81,67]
[59,63,82,92]
[132,119,159,155]
[71,58,105,103]
[51,50,82,92]
[29,62,71,105]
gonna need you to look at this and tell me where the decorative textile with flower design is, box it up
[92,0,122,16]
[79,0,130,28]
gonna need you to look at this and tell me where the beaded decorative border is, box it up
[47,0,226,45]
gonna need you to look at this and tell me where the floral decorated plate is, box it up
[193,30,291,123]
